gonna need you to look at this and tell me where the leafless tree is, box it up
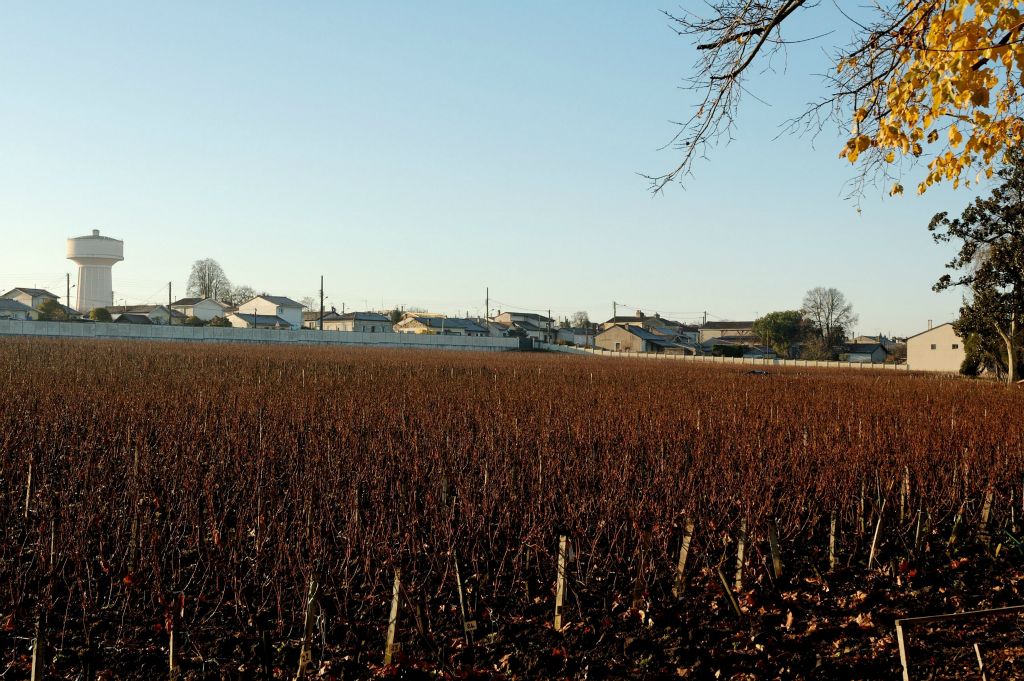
[187,259,231,300]
[647,1,950,198]
[802,286,857,346]
[570,311,591,328]
[223,284,255,307]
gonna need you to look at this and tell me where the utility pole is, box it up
[168,282,172,324]
[703,310,707,326]
[548,308,552,343]
[613,301,617,321]
[319,275,324,331]
[66,273,71,309]
[485,287,489,321]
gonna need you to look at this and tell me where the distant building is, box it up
[556,326,596,347]
[698,320,756,344]
[237,295,304,330]
[595,324,690,354]
[170,297,230,322]
[844,343,889,363]
[0,298,38,320]
[490,311,555,343]
[107,305,173,325]
[699,334,771,358]
[227,312,291,329]
[304,309,394,332]
[907,323,966,373]
[394,314,487,336]
[1,287,80,319]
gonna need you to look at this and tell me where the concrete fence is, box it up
[535,342,911,371]
[0,319,526,352]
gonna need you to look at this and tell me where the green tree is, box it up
[931,151,1024,385]
[89,307,112,322]
[208,316,231,327]
[182,315,205,327]
[752,310,804,357]
[37,299,68,321]
[389,308,403,325]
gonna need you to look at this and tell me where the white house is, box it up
[1,287,80,318]
[237,295,304,330]
[907,323,966,373]
[170,297,230,322]
[0,298,38,320]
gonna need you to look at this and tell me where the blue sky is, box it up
[0,2,979,335]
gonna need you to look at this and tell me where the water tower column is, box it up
[66,229,124,314]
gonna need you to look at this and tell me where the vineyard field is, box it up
[1,338,1023,679]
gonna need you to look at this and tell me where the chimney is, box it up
[92,229,100,236]
[927,319,933,330]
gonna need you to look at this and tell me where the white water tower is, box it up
[66,229,124,313]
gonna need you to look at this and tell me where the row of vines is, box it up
[1,338,1022,679]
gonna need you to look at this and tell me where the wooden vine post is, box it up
[868,498,886,570]
[384,570,401,665]
[454,553,475,646]
[828,512,837,571]
[768,520,782,580]
[673,517,695,597]
[716,566,742,618]
[169,627,179,681]
[553,535,568,631]
[734,518,746,592]
[294,580,318,679]
[30,613,45,681]
[24,460,32,519]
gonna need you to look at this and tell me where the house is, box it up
[843,343,889,363]
[304,309,394,332]
[490,311,556,343]
[556,326,596,347]
[1,287,81,319]
[595,324,690,354]
[394,314,488,336]
[227,312,291,329]
[698,320,756,344]
[906,322,966,373]
[237,295,304,330]
[113,313,153,325]
[0,298,38,320]
[170,297,230,322]
[699,334,771,358]
[106,305,173,325]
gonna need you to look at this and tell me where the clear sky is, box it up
[0,2,980,335]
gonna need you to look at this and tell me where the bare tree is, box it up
[187,259,231,300]
[570,311,591,328]
[802,287,857,347]
[223,284,255,307]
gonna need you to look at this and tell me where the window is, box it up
[614,341,621,351]
[930,344,937,350]
[952,343,959,349]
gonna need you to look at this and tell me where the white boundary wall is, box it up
[0,319,524,352]
[537,342,910,371]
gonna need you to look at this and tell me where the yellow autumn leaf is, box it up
[949,126,963,147]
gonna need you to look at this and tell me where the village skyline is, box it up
[0,2,977,335]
